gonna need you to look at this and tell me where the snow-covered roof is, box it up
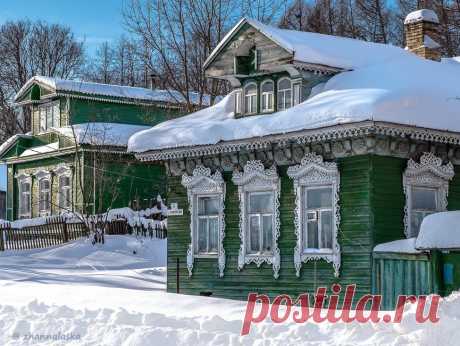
[373,238,423,254]
[416,211,460,250]
[404,9,439,25]
[204,18,411,71]
[128,49,460,154]
[54,123,152,147]
[0,133,32,158]
[15,76,215,106]
[20,142,59,157]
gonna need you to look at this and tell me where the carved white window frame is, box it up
[403,152,454,238]
[182,166,226,278]
[287,153,341,278]
[35,170,52,217]
[232,160,281,279]
[15,173,32,219]
[53,165,72,212]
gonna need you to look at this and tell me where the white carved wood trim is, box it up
[403,152,455,238]
[232,160,281,279]
[15,173,32,219]
[135,121,460,161]
[287,153,341,278]
[181,166,226,277]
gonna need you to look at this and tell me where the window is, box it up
[277,78,292,111]
[261,80,274,112]
[411,187,437,236]
[244,83,257,114]
[293,83,301,106]
[196,196,219,254]
[182,166,226,277]
[235,89,242,114]
[17,174,32,219]
[403,153,454,238]
[232,160,281,279]
[304,187,333,250]
[38,101,60,132]
[39,178,51,216]
[59,175,72,211]
[288,153,341,278]
[247,192,274,254]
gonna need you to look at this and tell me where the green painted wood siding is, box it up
[69,98,179,126]
[167,155,375,303]
[370,156,406,245]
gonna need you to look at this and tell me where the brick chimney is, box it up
[404,9,441,61]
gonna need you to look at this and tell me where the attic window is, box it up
[39,101,60,132]
[244,83,257,114]
[261,80,274,112]
[277,78,292,111]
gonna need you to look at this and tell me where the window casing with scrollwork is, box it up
[232,160,281,279]
[182,166,226,277]
[403,152,455,238]
[287,153,341,278]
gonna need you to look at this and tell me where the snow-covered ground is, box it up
[0,235,459,345]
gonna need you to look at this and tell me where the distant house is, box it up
[129,9,460,308]
[0,76,210,221]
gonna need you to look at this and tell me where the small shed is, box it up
[372,238,440,310]
[417,211,460,296]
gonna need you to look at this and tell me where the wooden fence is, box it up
[0,214,167,252]
[0,216,88,251]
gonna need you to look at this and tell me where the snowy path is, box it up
[0,236,459,345]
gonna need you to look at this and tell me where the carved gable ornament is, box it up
[287,153,341,278]
[232,160,281,279]
[181,166,226,277]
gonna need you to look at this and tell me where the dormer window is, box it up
[235,89,242,115]
[244,82,257,114]
[39,101,60,132]
[277,78,292,111]
[261,80,274,112]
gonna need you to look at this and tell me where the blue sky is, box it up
[0,0,127,55]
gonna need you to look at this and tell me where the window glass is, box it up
[196,196,220,254]
[235,90,242,114]
[197,218,208,253]
[304,187,333,250]
[198,196,219,215]
[261,81,274,112]
[412,188,437,210]
[249,215,260,252]
[244,83,257,114]
[59,175,71,209]
[277,78,292,111]
[249,193,273,213]
[293,83,301,105]
[307,188,332,209]
[247,192,274,254]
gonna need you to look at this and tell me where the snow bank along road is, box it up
[0,235,459,345]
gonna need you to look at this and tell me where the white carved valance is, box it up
[181,166,226,277]
[287,153,341,278]
[232,160,281,279]
[53,164,72,177]
[403,152,455,238]
[33,169,51,180]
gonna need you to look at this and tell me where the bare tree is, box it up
[0,20,84,141]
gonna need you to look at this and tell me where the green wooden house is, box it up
[0,76,207,221]
[129,12,460,307]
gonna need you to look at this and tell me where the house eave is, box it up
[134,121,460,162]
